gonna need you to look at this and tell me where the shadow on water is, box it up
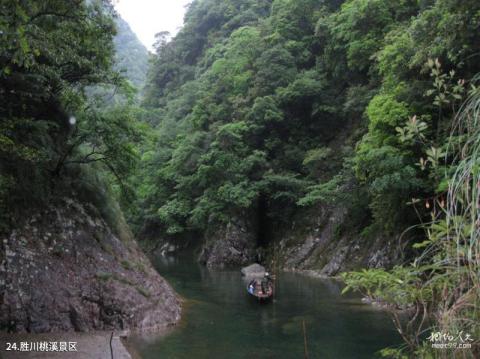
[129,254,401,359]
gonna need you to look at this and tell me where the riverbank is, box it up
[1,198,181,333]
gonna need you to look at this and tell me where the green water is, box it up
[130,255,401,358]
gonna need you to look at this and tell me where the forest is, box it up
[1,0,479,358]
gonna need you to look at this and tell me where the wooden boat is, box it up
[246,278,274,301]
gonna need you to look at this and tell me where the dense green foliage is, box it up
[1,0,479,356]
[133,0,479,237]
[136,0,348,234]
[130,0,480,356]
[0,0,143,230]
[343,86,480,358]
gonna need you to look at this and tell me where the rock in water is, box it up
[241,263,266,278]
[0,198,181,333]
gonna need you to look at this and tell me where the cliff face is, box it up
[273,205,405,276]
[0,198,180,333]
[198,215,258,268]
[191,203,404,275]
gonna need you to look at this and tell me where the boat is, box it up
[246,277,274,301]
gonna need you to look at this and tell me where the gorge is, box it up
[1,0,479,358]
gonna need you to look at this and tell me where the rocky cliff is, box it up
[273,205,406,276]
[192,203,406,275]
[0,198,180,333]
[198,215,257,268]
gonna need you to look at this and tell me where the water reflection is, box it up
[130,255,401,358]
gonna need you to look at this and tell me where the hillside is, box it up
[114,16,149,90]
[125,1,480,356]
[1,0,479,357]
[132,0,480,272]
[0,0,180,335]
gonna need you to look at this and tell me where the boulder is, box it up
[241,263,266,278]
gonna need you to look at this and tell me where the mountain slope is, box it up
[114,16,149,90]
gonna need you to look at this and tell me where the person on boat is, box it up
[248,279,255,294]
[260,272,273,295]
[260,272,269,294]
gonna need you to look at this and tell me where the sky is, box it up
[113,0,191,51]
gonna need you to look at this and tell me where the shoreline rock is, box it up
[0,198,181,334]
[273,204,406,276]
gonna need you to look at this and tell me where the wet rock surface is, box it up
[276,205,404,276]
[179,200,403,275]
[198,216,257,268]
[0,198,181,333]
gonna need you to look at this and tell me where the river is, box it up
[129,254,401,358]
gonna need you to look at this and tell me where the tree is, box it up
[0,0,143,226]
